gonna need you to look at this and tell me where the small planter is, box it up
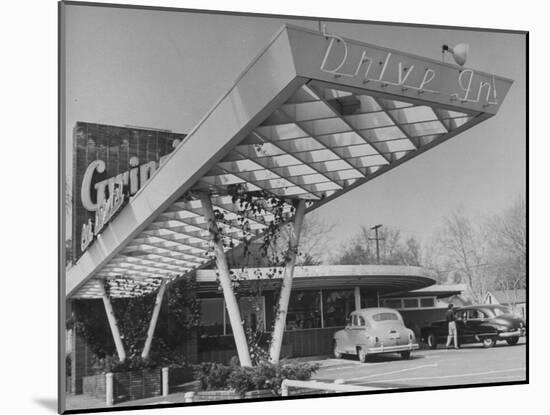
[184,389,278,402]
[81,369,162,404]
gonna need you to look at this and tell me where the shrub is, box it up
[193,362,233,391]
[193,361,321,396]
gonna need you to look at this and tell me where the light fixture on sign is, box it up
[441,43,469,66]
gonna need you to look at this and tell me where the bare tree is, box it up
[435,207,492,302]
[486,196,526,294]
[333,225,422,266]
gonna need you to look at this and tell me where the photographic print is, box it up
[59,2,527,413]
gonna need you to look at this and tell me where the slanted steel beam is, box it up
[98,281,126,362]
[269,199,307,363]
[141,279,167,359]
[198,192,252,367]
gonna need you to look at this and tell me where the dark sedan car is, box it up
[420,305,526,348]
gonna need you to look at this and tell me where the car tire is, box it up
[401,351,411,359]
[427,333,438,349]
[482,337,496,348]
[333,341,343,359]
[506,337,520,346]
[357,347,367,363]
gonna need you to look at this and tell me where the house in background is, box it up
[483,289,526,319]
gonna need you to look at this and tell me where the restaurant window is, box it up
[199,298,225,336]
[420,298,435,308]
[323,289,354,327]
[286,291,322,330]
[403,298,419,308]
[365,298,380,308]
[383,299,402,309]
[225,296,266,334]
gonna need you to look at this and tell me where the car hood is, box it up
[488,314,525,328]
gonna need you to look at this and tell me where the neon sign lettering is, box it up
[80,149,176,253]
[319,34,498,105]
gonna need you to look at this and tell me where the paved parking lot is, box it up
[311,338,526,390]
[66,339,526,410]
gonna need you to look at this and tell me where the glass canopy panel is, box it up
[377,98,414,109]
[311,159,354,171]
[280,100,335,122]
[354,95,382,113]
[300,116,352,136]
[297,148,341,164]
[344,111,394,130]
[253,177,297,190]
[416,134,442,147]
[316,131,366,147]
[218,159,262,172]
[350,154,389,168]
[388,106,438,124]
[294,173,331,185]
[236,169,281,182]
[440,116,471,130]
[255,123,308,141]
[286,85,320,104]
[325,169,364,181]
[201,174,245,186]
[361,126,406,142]
[402,120,448,137]
[332,143,378,158]
[375,138,416,153]
[270,164,318,177]
[235,142,286,158]
[311,181,342,192]
[259,153,303,167]
[275,137,326,153]
[316,87,354,101]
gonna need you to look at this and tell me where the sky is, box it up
[63,4,526,247]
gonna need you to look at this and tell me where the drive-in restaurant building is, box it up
[65,25,512,391]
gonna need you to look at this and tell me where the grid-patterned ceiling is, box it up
[73,80,478,298]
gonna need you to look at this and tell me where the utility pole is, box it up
[369,224,384,264]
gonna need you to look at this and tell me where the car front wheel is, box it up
[506,337,520,346]
[357,347,367,363]
[427,333,438,349]
[333,341,342,359]
[482,337,496,348]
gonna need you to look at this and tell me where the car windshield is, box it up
[372,312,399,321]
[484,306,512,317]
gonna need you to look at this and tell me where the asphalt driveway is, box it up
[311,338,526,389]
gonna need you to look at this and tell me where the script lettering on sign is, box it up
[79,148,178,252]
[319,32,499,106]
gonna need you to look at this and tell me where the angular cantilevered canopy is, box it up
[67,25,513,298]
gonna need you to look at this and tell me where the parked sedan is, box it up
[333,308,419,363]
[421,305,526,349]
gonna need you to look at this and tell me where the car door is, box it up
[340,313,356,354]
[458,310,481,343]
[454,310,470,343]
[464,309,491,339]
[350,314,367,348]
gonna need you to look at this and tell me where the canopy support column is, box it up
[98,281,126,362]
[269,199,306,363]
[198,191,252,367]
[354,286,361,311]
[141,279,167,359]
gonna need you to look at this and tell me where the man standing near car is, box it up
[445,303,459,349]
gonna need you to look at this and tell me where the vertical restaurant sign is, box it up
[72,122,186,261]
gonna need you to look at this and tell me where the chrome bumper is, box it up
[367,343,419,354]
[498,329,526,338]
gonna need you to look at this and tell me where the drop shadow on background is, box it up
[34,398,57,413]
